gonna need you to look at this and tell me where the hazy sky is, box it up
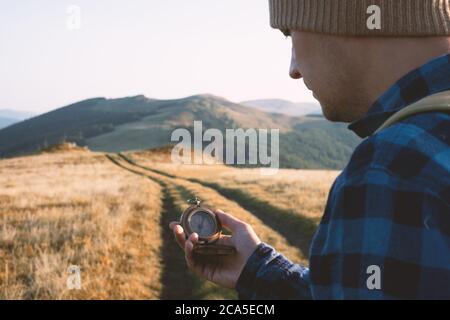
[0,0,316,113]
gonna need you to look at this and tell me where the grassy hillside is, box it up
[0,95,361,169]
[0,147,336,299]
[0,149,166,299]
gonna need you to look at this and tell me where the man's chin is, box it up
[315,96,351,122]
[320,105,351,123]
[320,105,339,122]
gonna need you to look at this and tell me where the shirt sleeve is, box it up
[235,243,312,300]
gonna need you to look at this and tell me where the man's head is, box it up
[269,0,450,123]
[288,32,450,122]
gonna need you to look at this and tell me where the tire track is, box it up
[116,153,307,263]
[106,154,237,299]
[108,152,313,298]
[106,154,196,299]
[118,153,317,258]
[159,186,197,299]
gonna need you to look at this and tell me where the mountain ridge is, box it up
[0,116,18,129]
[0,109,37,129]
[241,99,321,117]
[0,94,360,169]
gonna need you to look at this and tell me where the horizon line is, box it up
[2,92,320,114]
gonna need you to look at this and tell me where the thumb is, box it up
[215,210,243,232]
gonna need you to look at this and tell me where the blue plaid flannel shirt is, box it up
[236,54,450,300]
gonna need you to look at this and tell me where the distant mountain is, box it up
[241,99,322,117]
[0,94,361,169]
[0,109,36,121]
[0,117,18,129]
[0,109,36,129]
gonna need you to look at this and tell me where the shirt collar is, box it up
[348,54,450,138]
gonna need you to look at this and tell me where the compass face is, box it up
[189,211,217,238]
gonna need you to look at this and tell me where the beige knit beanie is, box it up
[269,0,450,36]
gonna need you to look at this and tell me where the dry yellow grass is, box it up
[0,150,163,299]
[0,146,338,300]
[105,153,307,299]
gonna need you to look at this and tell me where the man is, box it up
[170,0,450,299]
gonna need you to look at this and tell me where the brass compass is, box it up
[180,197,236,256]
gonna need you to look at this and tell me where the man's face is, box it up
[289,31,369,122]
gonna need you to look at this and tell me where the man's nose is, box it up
[289,48,302,79]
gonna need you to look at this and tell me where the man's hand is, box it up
[169,210,261,289]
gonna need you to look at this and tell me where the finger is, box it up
[185,234,199,271]
[189,232,199,245]
[185,240,194,268]
[215,210,243,232]
[173,224,186,249]
[169,221,180,230]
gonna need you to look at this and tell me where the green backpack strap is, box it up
[374,90,450,135]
